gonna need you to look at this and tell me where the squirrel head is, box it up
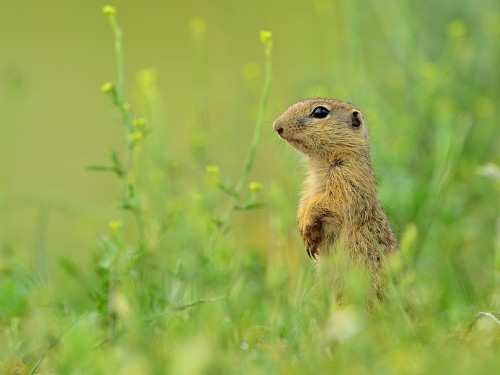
[273,98,370,164]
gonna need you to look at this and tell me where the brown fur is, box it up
[273,98,399,297]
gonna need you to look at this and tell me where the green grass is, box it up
[0,1,499,374]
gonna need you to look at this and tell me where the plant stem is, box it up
[105,10,137,341]
[235,42,273,194]
[107,14,135,224]
[212,36,273,239]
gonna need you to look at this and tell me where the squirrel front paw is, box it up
[299,222,322,260]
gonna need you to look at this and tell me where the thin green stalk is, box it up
[102,5,143,341]
[234,33,273,194]
[189,17,209,161]
[103,7,140,233]
[29,316,85,375]
[36,205,49,281]
[209,31,273,244]
[106,12,136,227]
[107,12,132,132]
[110,17,124,102]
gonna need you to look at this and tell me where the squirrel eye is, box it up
[311,106,329,119]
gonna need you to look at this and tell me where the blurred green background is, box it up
[1,0,497,266]
[0,0,499,373]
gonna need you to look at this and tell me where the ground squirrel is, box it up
[273,98,399,297]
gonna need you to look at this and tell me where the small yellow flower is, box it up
[189,17,207,38]
[128,131,144,145]
[447,19,466,39]
[137,69,158,87]
[248,181,262,193]
[102,5,116,17]
[108,219,122,233]
[206,165,220,176]
[101,82,114,94]
[123,103,130,111]
[133,118,147,129]
[259,31,272,43]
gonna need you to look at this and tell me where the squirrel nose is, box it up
[273,121,284,135]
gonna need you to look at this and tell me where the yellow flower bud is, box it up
[248,181,262,193]
[206,165,220,176]
[133,118,147,129]
[447,19,466,39]
[128,131,144,145]
[108,219,122,233]
[259,31,272,43]
[102,5,116,17]
[189,17,207,38]
[101,82,114,94]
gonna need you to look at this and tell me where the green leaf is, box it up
[86,162,124,177]
[234,202,266,211]
[217,183,240,200]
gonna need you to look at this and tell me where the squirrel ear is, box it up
[351,110,362,128]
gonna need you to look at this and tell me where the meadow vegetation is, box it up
[0,1,499,374]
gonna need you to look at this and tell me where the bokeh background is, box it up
[1,0,498,275]
[0,0,499,372]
